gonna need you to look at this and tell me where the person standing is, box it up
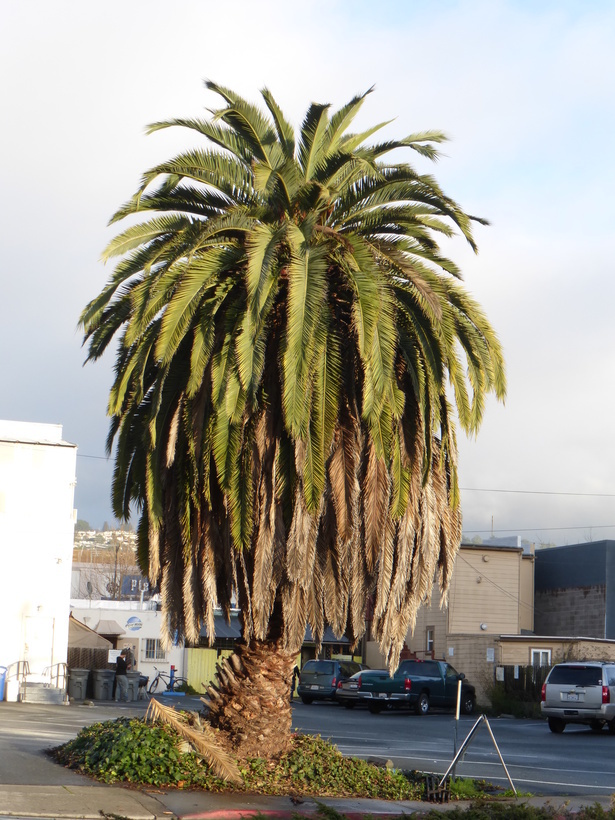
[290,664,300,704]
[115,648,130,702]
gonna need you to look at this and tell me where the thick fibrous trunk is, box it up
[204,638,297,760]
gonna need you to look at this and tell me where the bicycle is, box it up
[147,665,188,695]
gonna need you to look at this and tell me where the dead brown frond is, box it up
[144,698,242,783]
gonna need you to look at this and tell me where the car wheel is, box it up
[343,702,356,709]
[590,720,604,732]
[368,703,383,714]
[414,692,429,716]
[548,717,566,734]
[300,696,313,705]
[461,693,475,715]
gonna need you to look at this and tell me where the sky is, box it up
[1,0,614,545]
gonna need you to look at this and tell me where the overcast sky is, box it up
[2,0,614,545]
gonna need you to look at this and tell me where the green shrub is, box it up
[486,684,542,719]
[51,717,226,789]
[50,717,421,798]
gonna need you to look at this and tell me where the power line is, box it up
[461,487,615,499]
[76,452,615,535]
[77,453,110,461]
[78,453,615,499]
[464,524,615,535]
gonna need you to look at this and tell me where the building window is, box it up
[531,649,551,666]
[426,627,434,655]
[145,639,165,660]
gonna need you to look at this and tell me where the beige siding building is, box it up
[366,539,537,703]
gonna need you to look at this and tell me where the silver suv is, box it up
[541,661,615,733]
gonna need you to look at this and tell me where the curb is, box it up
[179,813,422,820]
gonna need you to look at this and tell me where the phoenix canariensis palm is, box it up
[80,82,505,759]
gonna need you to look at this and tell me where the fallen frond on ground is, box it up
[145,698,241,782]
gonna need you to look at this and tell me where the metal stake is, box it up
[439,714,517,797]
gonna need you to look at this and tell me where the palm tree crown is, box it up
[81,82,505,672]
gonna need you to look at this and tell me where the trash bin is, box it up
[126,671,142,702]
[67,668,90,700]
[0,667,6,701]
[92,669,115,700]
[138,676,149,700]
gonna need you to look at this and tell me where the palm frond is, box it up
[145,698,241,782]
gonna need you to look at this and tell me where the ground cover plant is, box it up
[50,702,534,804]
[50,714,420,799]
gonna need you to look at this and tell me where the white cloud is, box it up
[1,0,614,540]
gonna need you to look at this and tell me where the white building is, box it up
[70,600,185,687]
[0,420,77,700]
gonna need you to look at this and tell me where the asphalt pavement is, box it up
[0,697,613,820]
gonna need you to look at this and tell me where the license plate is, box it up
[378,692,388,699]
[566,693,579,701]
[311,684,320,690]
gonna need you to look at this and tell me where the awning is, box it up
[199,616,349,644]
[200,615,242,640]
[304,625,350,645]
[68,615,113,649]
[94,619,125,636]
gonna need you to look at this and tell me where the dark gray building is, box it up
[534,540,615,638]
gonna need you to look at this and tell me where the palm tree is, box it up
[80,82,505,759]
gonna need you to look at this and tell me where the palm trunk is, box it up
[205,638,297,760]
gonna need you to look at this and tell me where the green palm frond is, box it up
[298,102,331,180]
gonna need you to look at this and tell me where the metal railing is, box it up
[42,663,68,690]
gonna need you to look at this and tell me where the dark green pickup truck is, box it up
[337,659,475,715]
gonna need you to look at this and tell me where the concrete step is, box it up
[21,683,67,705]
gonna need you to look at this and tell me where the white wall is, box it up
[0,421,77,700]
[70,601,185,682]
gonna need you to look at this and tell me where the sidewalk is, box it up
[0,783,613,820]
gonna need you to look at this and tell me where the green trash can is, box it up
[92,669,115,700]
[67,668,90,700]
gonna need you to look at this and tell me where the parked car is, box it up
[297,659,363,704]
[335,659,475,715]
[336,669,388,708]
[541,661,615,733]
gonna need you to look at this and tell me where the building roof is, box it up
[0,419,76,448]
[94,619,125,636]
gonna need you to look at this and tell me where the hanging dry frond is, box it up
[145,698,242,782]
[361,439,391,575]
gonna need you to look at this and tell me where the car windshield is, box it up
[340,662,361,677]
[548,665,603,686]
[302,661,334,675]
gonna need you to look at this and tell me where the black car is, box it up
[297,659,363,704]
